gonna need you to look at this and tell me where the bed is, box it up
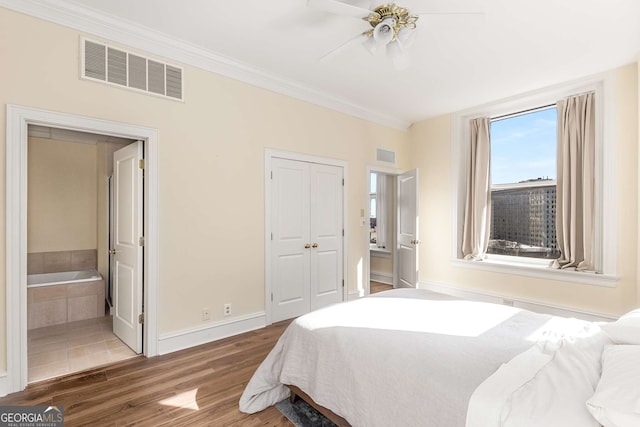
[239,288,640,427]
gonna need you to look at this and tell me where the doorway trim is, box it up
[264,149,348,325]
[5,105,159,395]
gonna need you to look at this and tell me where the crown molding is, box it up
[0,0,411,131]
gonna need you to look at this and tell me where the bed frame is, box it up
[287,385,351,427]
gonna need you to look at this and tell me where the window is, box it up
[452,76,617,286]
[488,106,561,260]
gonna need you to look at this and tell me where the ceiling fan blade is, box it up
[320,33,369,63]
[417,11,484,17]
[307,0,375,19]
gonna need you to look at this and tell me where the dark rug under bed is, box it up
[275,398,337,427]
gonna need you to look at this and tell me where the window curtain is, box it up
[376,173,387,249]
[462,117,491,260]
[551,92,596,271]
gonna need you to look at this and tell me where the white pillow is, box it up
[600,309,640,344]
[586,345,640,427]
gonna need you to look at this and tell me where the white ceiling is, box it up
[7,0,640,129]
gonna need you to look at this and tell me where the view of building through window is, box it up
[489,106,561,259]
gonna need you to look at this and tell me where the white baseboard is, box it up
[157,312,266,355]
[370,271,393,285]
[418,280,616,322]
[348,290,363,300]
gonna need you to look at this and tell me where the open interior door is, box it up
[397,169,419,288]
[112,141,143,353]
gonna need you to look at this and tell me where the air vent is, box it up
[376,148,396,164]
[81,38,183,101]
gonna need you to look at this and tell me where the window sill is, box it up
[451,257,618,288]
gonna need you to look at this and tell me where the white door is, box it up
[309,164,343,310]
[271,158,343,322]
[397,169,419,288]
[271,158,311,322]
[112,141,144,353]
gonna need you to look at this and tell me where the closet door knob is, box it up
[109,249,117,255]
[304,243,311,249]
[312,243,318,248]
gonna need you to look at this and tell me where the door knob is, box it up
[312,243,318,248]
[304,243,311,249]
[109,249,117,255]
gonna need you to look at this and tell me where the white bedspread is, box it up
[467,316,611,427]
[240,289,560,427]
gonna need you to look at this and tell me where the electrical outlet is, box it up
[224,303,231,317]
[202,308,211,321]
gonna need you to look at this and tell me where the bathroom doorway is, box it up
[25,126,139,382]
[369,170,396,294]
[6,105,160,394]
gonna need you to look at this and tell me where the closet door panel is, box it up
[309,164,343,310]
[271,158,311,322]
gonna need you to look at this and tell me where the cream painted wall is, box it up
[27,137,98,253]
[408,62,639,318]
[370,254,392,276]
[0,8,410,370]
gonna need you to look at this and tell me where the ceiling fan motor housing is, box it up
[365,3,419,40]
[369,4,417,26]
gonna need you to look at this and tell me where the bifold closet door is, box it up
[271,158,343,322]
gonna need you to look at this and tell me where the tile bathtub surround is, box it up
[27,249,97,274]
[28,316,138,383]
[27,252,44,275]
[28,279,105,329]
[42,251,72,273]
[70,249,98,271]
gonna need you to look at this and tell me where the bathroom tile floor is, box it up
[28,315,138,383]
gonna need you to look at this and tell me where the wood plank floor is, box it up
[2,283,391,426]
[370,281,393,294]
[1,320,294,426]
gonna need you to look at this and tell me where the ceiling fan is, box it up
[308,0,482,70]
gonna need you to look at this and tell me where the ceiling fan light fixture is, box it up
[396,27,416,49]
[362,32,379,54]
[373,17,396,44]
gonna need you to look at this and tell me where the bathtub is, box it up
[27,269,105,330]
[27,269,102,287]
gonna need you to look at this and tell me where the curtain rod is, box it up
[490,103,556,123]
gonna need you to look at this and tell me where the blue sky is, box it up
[490,107,557,185]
